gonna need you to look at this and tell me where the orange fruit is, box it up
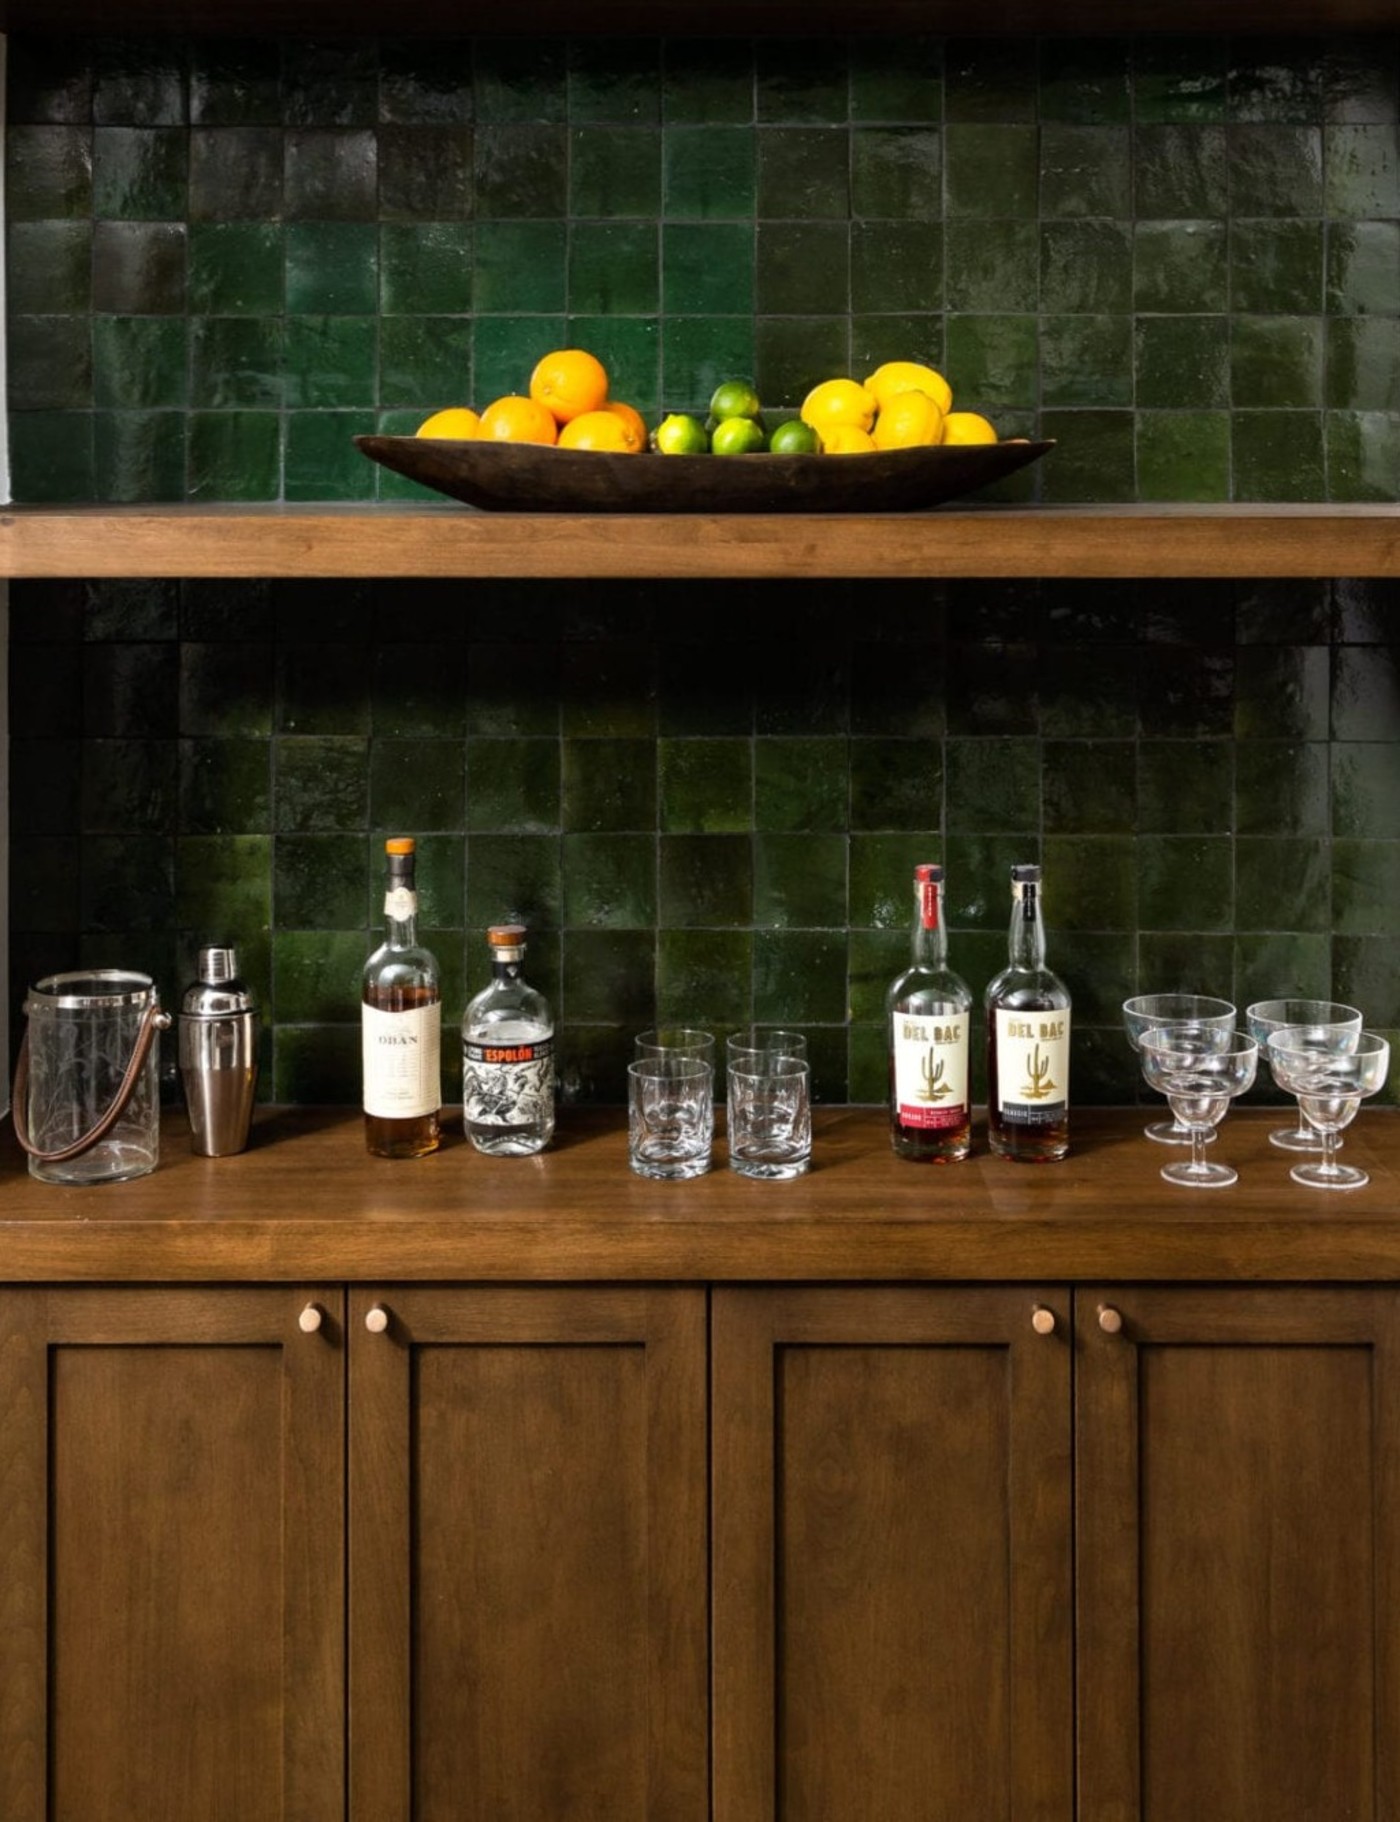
[476,395,559,445]
[415,406,481,439]
[872,389,945,451]
[603,400,648,452]
[529,348,610,425]
[558,409,638,452]
[941,411,998,446]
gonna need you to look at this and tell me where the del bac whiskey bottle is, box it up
[887,863,973,1162]
[985,863,1071,1162]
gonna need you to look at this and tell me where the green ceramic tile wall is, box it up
[8,576,1400,1109]
[6,34,1400,501]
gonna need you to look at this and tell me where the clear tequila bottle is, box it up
[462,925,555,1155]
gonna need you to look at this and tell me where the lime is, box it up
[711,416,767,456]
[768,419,820,455]
[709,379,763,425]
[652,413,710,455]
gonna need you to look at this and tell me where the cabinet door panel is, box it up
[348,1285,707,1822]
[1077,1286,1400,1822]
[713,1285,1073,1822]
[0,1287,345,1822]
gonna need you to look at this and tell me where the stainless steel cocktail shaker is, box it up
[179,946,259,1157]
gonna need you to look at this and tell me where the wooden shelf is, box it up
[3,501,1399,580]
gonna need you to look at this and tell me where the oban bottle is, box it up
[362,837,442,1158]
[462,924,555,1155]
[887,862,972,1162]
[985,863,1071,1162]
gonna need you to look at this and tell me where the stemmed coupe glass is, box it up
[1266,1029,1391,1192]
[1244,1000,1363,1151]
[1122,994,1236,1143]
[1138,1027,1259,1189]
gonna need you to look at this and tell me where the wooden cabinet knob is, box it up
[1097,1304,1124,1334]
[1031,1305,1056,1336]
[365,1305,390,1334]
[298,1303,323,1334]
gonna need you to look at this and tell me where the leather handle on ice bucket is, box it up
[11,1005,172,1164]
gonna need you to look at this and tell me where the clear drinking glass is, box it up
[1244,1000,1363,1151]
[1122,994,1236,1143]
[634,1027,715,1066]
[627,1055,713,1180]
[1266,1029,1391,1191]
[727,1053,812,1181]
[1138,1028,1259,1189]
[725,1027,807,1066]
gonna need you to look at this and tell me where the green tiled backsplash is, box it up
[8,576,1400,1108]
[6,34,1400,501]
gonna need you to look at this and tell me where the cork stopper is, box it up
[487,923,528,949]
[385,837,416,856]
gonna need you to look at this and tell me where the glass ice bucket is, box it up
[13,971,171,1184]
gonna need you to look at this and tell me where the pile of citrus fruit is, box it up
[414,350,1000,458]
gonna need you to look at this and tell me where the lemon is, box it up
[864,361,953,415]
[709,379,763,424]
[711,416,767,456]
[801,377,877,438]
[652,413,710,455]
[942,411,998,446]
[872,389,945,451]
[820,425,877,455]
[415,406,481,439]
[769,418,821,455]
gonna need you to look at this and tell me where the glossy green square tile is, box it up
[92,318,187,411]
[80,834,176,933]
[468,833,562,930]
[849,832,942,928]
[1133,124,1229,218]
[180,738,273,834]
[8,222,91,315]
[1133,220,1228,313]
[93,411,186,503]
[1231,125,1325,216]
[1321,39,1399,125]
[379,318,473,406]
[1235,645,1330,740]
[273,1026,360,1103]
[944,124,1039,217]
[462,641,560,736]
[756,222,847,315]
[187,412,280,501]
[7,41,94,125]
[1329,411,1400,502]
[274,833,367,927]
[562,833,655,928]
[93,127,187,219]
[943,315,1037,409]
[191,319,283,409]
[1133,40,1229,126]
[846,1019,889,1104]
[380,223,473,315]
[1230,220,1324,314]
[1235,740,1329,835]
[10,836,82,933]
[1233,410,1327,501]
[1039,835,1135,930]
[1231,315,1324,408]
[188,223,283,314]
[1135,833,1232,930]
[1039,40,1131,124]
[1039,125,1131,217]
[569,39,661,124]
[851,315,944,381]
[754,931,847,1023]
[91,221,187,313]
[849,222,941,316]
[944,737,1038,833]
[80,737,177,832]
[1334,742,1400,838]
[655,317,750,412]
[847,926,907,1023]
[1334,934,1400,1026]
[945,638,1039,735]
[754,738,848,832]
[1235,836,1332,933]
[274,736,369,833]
[1325,124,1400,218]
[187,130,282,225]
[85,579,181,643]
[848,736,942,832]
[1038,410,1135,503]
[663,126,756,220]
[756,127,850,219]
[1038,644,1135,737]
[176,833,271,938]
[665,222,755,314]
[850,638,944,738]
[473,222,568,313]
[1332,578,1400,644]
[285,223,378,314]
[1040,315,1133,409]
[655,929,752,1028]
[1040,221,1133,314]
[943,41,1037,124]
[561,737,656,831]
[755,40,848,124]
[851,127,942,219]
[379,40,476,128]
[658,833,752,927]
[283,318,377,410]
[473,39,566,124]
[379,126,474,220]
[1332,644,1400,741]
[466,737,559,832]
[658,738,752,833]
[82,641,177,738]
[849,39,941,124]
[1050,931,1136,1028]
[753,833,847,930]
[662,41,755,126]
[472,123,566,218]
[565,319,660,413]
[561,929,656,1025]
[474,315,568,402]
[1134,315,1229,410]
[560,643,655,738]
[1228,44,1322,124]
[285,412,376,502]
[1138,644,1235,737]
[1327,318,1400,412]
[753,319,849,411]
[569,127,662,218]
[271,930,365,1026]
[7,318,91,412]
[277,641,364,736]
[1135,932,1234,1000]
[1041,739,1136,832]
[1326,222,1400,316]
[90,39,184,126]
[7,125,94,219]
[944,221,1038,314]
[188,42,281,127]
[283,128,377,221]
[1135,411,1230,502]
[367,739,466,831]
[752,637,850,736]
[1233,931,1330,1008]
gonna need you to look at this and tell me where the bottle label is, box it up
[994,1011,1070,1124]
[463,1034,555,1129]
[363,1002,441,1119]
[384,887,417,920]
[892,1013,969,1130]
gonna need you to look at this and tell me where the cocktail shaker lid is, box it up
[181,946,257,1019]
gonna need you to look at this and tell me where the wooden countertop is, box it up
[2,1106,1398,1283]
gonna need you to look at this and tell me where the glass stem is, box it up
[1190,1121,1207,1175]
[1321,1124,1338,1177]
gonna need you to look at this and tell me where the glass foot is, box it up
[1145,1119,1213,1145]
[1161,1160,1237,1189]
[1290,1161,1368,1192]
[1269,1122,1332,1153]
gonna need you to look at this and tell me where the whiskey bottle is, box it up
[887,863,972,1162]
[985,863,1071,1162]
[362,837,442,1158]
[462,924,555,1155]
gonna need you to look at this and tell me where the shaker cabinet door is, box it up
[712,1285,1074,1822]
[0,1286,345,1822]
[347,1284,708,1822]
[1076,1286,1400,1822]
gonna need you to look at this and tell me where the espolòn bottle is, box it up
[462,924,555,1155]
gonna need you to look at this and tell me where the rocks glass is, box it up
[1122,994,1236,1143]
[1266,1029,1391,1191]
[726,1051,812,1180]
[1245,1000,1363,1152]
[1138,1028,1259,1189]
[627,1055,714,1180]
